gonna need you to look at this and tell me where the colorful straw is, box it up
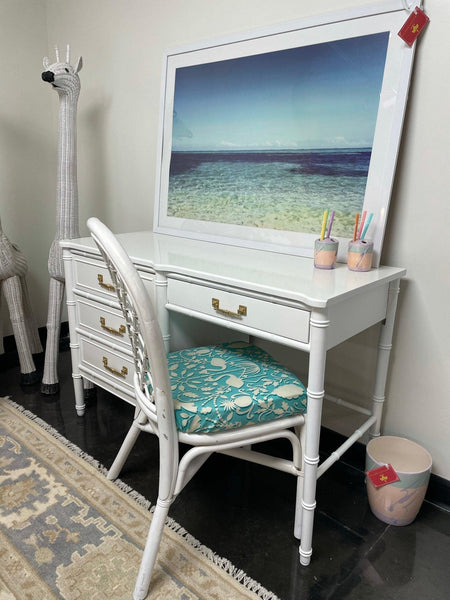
[357,210,367,240]
[353,213,360,242]
[320,209,328,241]
[326,210,335,239]
[361,212,374,240]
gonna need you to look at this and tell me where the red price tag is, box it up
[398,6,430,47]
[366,464,400,488]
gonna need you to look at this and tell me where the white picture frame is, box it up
[154,1,417,266]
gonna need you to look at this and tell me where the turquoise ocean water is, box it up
[167,149,370,238]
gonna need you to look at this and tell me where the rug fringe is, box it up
[2,397,281,600]
[164,516,281,600]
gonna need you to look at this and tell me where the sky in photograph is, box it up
[171,32,389,152]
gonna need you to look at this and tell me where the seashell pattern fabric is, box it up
[163,341,307,434]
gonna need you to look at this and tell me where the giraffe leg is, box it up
[2,275,39,384]
[20,275,43,355]
[41,277,65,395]
[83,377,96,400]
[0,291,4,355]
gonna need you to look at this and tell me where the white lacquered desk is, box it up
[61,231,405,566]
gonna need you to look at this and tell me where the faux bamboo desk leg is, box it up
[370,279,401,437]
[155,273,170,353]
[299,308,329,566]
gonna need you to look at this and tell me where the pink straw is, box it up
[326,210,335,239]
[357,210,367,240]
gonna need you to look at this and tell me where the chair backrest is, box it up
[87,218,175,431]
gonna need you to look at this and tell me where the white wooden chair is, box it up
[87,217,308,600]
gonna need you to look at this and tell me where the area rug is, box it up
[0,397,279,600]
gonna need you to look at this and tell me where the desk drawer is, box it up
[78,298,129,348]
[80,337,134,391]
[74,256,155,301]
[75,258,117,298]
[167,278,310,343]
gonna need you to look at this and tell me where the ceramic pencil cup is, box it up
[314,238,338,270]
[347,239,373,271]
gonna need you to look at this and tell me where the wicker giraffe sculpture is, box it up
[41,46,83,394]
[0,217,42,383]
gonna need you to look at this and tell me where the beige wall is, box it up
[0,0,55,337]
[1,1,448,479]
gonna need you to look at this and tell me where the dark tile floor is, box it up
[2,349,449,600]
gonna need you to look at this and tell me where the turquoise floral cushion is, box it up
[166,341,307,434]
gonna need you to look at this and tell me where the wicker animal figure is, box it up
[41,46,83,394]
[0,217,42,383]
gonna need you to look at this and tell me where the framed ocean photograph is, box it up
[154,1,417,265]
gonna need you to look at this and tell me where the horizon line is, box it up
[171,146,372,153]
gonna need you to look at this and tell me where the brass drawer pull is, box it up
[102,356,128,378]
[212,298,247,318]
[97,274,115,292]
[100,317,126,336]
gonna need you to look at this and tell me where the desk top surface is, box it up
[62,231,406,308]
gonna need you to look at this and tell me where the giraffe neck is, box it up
[56,91,80,240]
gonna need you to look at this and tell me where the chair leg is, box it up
[294,472,304,540]
[294,423,306,539]
[107,413,145,480]
[133,499,171,600]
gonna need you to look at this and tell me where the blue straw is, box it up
[361,212,373,240]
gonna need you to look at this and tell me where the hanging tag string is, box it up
[401,0,423,12]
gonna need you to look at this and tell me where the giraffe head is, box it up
[42,45,83,97]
